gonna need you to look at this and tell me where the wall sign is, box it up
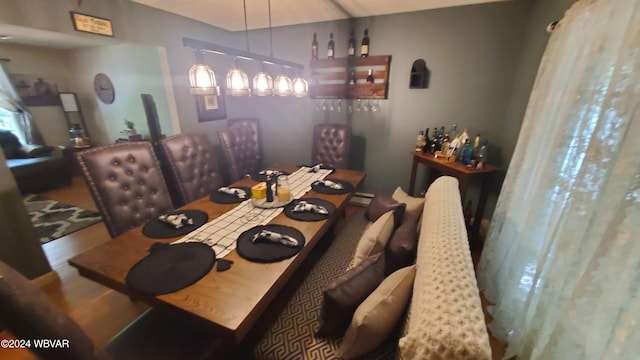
[70,11,114,37]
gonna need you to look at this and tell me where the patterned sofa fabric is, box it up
[399,176,491,360]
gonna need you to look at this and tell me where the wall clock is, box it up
[94,73,115,104]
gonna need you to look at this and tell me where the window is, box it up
[0,108,18,134]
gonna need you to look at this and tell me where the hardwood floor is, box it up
[0,176,506,359]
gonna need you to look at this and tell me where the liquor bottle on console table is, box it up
[361,29,370,57]
[421,128,431,153]
[327,33,335,59]
[462,139,473,165]
[311,33,318,60]
[476,140,488,170]
[347,30,356,57]
[415,131,425,152]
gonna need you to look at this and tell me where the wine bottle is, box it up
[327,32,335,59]
[415,131,425,152]
[347,30,356,57]
[311,33,318,60]
[366,68,374,84]
[473,134,481,158]
[348,70,357,85]
[422,128,431,153]
[476,140,488,169]
[361,29,370,58]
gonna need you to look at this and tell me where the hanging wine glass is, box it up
[321,99,328,111]
[363,99,371,112]
[315,100,322,111]
[347,100,354,113]
[355,98,363,112]
[371,99,380,112]
[336,99,343,113]
[328,99,335,112]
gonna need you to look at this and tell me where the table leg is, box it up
[408,155,419,196]
[470,175,491,250]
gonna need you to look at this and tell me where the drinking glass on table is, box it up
[277,175,291,202]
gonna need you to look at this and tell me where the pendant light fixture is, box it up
[274,69,293,96]
[188,50,220,95]
[226,0,251,96]
[292,70,308,97]
[252,0,274,96]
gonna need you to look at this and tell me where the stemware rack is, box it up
[309,55,391,99]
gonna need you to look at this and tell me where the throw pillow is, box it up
[365,190,406,227]
[352,211,395,267]
[384,212,420,276]
[316,253,385,338]
[19,144,55,158]
[392,187,424,222]
[339,265,416,358]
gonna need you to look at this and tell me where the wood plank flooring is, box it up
[0,176,506,359]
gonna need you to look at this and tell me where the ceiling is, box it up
[0,0,507,52]
[132,0,508,32]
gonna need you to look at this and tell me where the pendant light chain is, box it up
[268,0,273,58]
[243,0,250,52]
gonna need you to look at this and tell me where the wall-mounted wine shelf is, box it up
[309,55,391,99]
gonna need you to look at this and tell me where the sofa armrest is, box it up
[399,176,491,359]
[18,144,55,158]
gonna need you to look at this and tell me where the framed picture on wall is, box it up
[195,94,227,122]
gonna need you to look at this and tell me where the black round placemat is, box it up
[297,164,336,174]
[125,242,215,295]
[311,179,354,194]
[250,169,290,182]
[209,186,252,204]
[236,225,305,263]
[142,210,208,239]
[284,198,336,221]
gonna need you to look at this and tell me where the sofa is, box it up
[253,176,491,359]
[0,131,72,194]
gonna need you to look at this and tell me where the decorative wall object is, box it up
[9,74,62,106]
[196,94,227,122]
[409,59,430,89]
[70,11,114,37]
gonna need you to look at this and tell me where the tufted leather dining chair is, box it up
[218,124,261,183]
[160,133,222,206]
[76,142,174,238]
[312,124,352,169]
[228,118,261,152]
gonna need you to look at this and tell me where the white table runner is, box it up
[172,167,333,258]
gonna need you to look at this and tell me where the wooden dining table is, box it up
[68,165,365,346]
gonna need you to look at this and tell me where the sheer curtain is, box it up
[0,63,43,145]
[477,0,640,359]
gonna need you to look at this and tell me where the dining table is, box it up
[68,165,366,348]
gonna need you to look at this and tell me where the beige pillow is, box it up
[392,187,424,221]
[339,265,416,358]
[352,211,394,266]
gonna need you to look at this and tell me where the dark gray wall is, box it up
[1,0,575,214]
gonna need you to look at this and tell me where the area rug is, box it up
[23,194,102,244]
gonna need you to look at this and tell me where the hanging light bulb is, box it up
[253,63,273,96]
[274,67,292,96]
[226,58,250,96]
[292,73,308,98]
[188,51,220,95]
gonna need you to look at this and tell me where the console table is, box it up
[408,151,499,248]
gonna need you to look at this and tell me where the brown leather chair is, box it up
[312,124,351,169]
[227,118,261,153]
[0,260,221,360]
[76,142,174,238]
[160,133,222,206]
[218,124,261,183]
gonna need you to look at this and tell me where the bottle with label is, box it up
[430,127,438,153]
[311,33,318,60]
[473,134,481,158]
[366,68,374,84]
[476,140,488,169]
[347,30,356,57]
[462,139,473,165]
[327,33,335,59]
[450,124,458,140]
[361,29,370,57]
[415,131,425,152]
